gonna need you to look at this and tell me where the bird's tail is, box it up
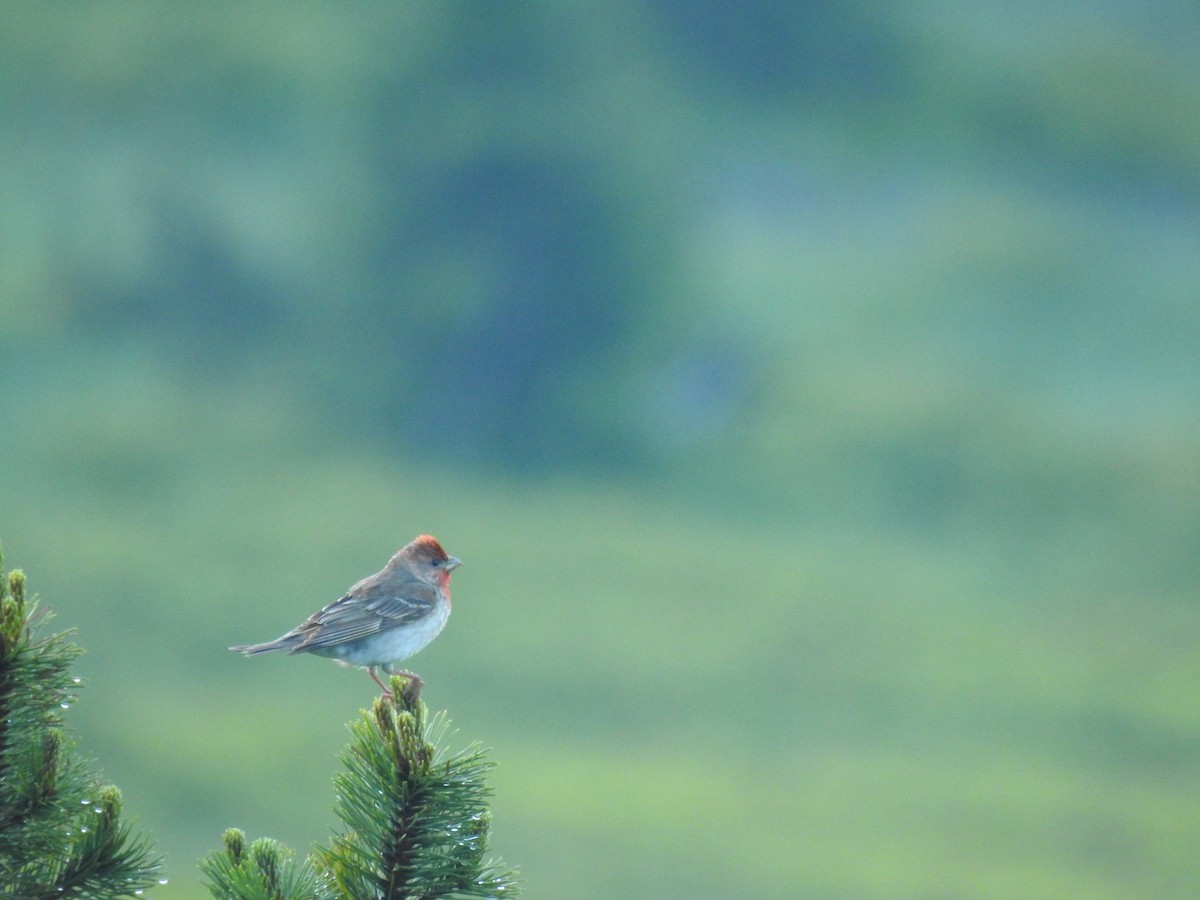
[229,640,291,656]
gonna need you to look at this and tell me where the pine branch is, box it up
[199,829,337,900]
[206,677,519,899]
[316,680,518,899]
[0,547,163,898]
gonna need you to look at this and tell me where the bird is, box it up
[230,535,460,700]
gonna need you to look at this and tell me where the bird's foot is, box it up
[390,670,424,705]
[369,666,423,705]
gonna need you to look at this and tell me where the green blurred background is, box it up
[3,3,1199,897]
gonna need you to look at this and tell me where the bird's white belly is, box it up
[317,602,450,668]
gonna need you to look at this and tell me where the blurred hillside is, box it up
[2,4,1199,898]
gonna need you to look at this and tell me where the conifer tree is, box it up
[0,546,162,898]
[201,677,519,899]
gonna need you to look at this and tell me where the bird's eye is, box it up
[430,558,441,567]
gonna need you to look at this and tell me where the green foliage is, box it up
[202,678,517,899]
[0,546,161,898]
[199,830,335,900]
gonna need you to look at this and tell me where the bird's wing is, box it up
[290,580,439,650]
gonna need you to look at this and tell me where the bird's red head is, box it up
[400,534,462,591]
[409,534,448,559]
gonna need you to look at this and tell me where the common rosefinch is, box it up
[230,535,460,700]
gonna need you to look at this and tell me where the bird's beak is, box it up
[445,556,463,571]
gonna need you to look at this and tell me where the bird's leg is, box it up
[367,666,394,699]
